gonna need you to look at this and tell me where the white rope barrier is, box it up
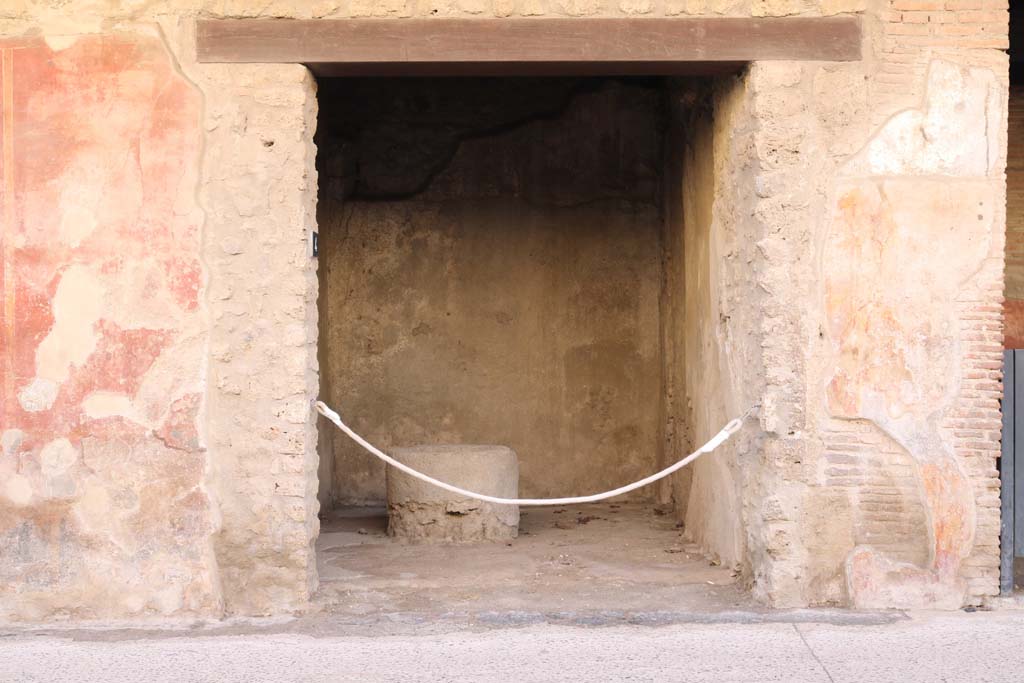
[316,400,755,506]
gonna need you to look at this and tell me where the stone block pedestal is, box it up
[386,445,519,543]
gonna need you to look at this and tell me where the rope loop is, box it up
[316,400,757,506]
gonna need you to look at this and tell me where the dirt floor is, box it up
[314,502,750,621]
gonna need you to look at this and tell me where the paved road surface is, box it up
[1,610,1021,682]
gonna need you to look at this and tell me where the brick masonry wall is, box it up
[904,0,1006,607]
[875,1,1008,120]
[811,1,1008,606]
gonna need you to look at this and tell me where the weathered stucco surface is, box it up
[0,32,220,620]
[0,0,1012,620]
[1,19,321,620]
[826,60,1005,609]
[183,47,320,616]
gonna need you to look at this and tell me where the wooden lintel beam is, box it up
[196,17,862,75]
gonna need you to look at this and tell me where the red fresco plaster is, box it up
[1,35,201,430]
[826,180,985,608]
[157,393,202,451]
[0,33,216,618]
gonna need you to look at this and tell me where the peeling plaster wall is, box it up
[753,6,1009,606]
[0,0,1011,619]
[0,18,320,621]
[825,60,1006,609]
[0,33,220,621]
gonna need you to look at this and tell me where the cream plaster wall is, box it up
[674,78,761,575]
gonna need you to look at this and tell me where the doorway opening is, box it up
[312,75,750,615]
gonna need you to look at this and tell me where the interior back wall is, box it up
[316,78,669,505]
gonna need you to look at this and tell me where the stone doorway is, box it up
[312,74,759,615]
